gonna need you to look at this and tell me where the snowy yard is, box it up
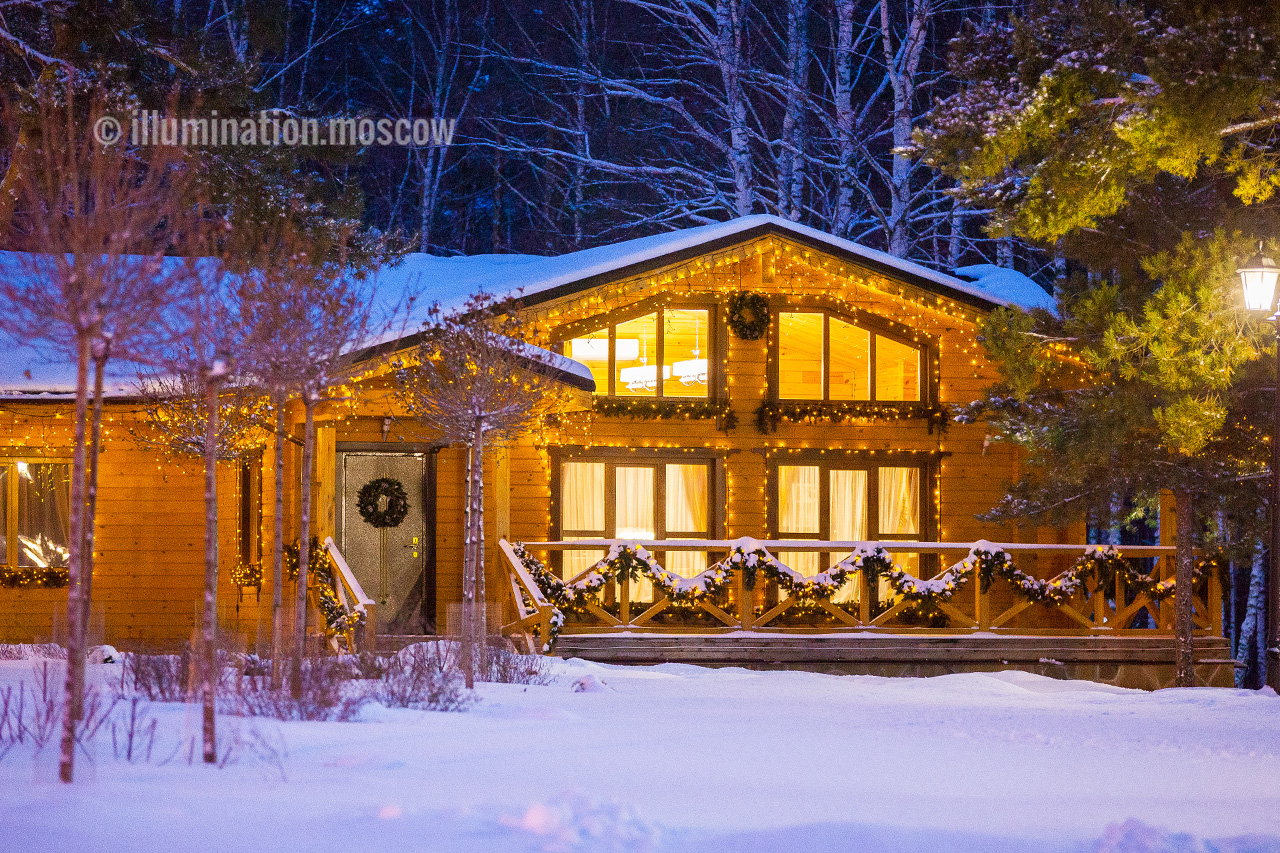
[1,655,1278,853]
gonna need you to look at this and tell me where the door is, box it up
[338,452,434,634]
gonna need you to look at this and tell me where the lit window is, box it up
[876,336,920,402]
[5,463,71,569]
[558,458,713,594]
[778,313,824,400]
[777,311,921,402]
[566,308,710,398]
[773,463,923,599]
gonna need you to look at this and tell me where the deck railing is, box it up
[499,538,1222,646]
[317,537,376,651]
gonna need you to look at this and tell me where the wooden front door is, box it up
[337,452,435,634]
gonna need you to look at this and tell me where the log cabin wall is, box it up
[0,406,271,647]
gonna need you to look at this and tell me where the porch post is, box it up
[314,425,336,543]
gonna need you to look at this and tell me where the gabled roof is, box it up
[370,215,1054,333]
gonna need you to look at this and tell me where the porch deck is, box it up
[552,632,1237,689]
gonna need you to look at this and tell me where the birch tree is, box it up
[393,295,563,687]
[0,84,190,782]
[149,259,250,764]
[236,234,391,699]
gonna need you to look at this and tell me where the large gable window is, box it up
[777,311,920,402]
[566,308,710,398]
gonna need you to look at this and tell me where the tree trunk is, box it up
[460,436,476,689]
[473,417,486,679]
[833,0,855,236]
[779,0,808,221]
[201,378,221,763]
[880,0,929,258]
[291,397,316,698]
[75,348,107,722]
[1174,487,1195,688]
[270,398,286,689]
[57,335,91,784]
[716,0,753,216]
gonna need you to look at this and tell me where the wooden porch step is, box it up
[550,630,1228,666]
[375,634,438,653]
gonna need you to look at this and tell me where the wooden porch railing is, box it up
[316,537,376,652]
[500,538,1222,646]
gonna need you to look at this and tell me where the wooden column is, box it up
[495,447,511,541]
[314,425,336,542]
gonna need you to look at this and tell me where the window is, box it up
[557,458,713,601]
[565,308,711,398]
[777,311,921,402]
[0,461,71,570]
[773,461,924,599]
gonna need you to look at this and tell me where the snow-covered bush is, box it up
[482,642,555,686]
[124,650,192,702]
[231,659,366,721]
[0,643,67,660]
[374,642,473,712]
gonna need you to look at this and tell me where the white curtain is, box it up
[879,467,920,536]
[778,465,820,577]
[616,466,655,600]
[561,462,604,579]
[830,469,868,603]
[665,464,707,578]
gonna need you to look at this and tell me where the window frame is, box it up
[553,299,721,400]
[0,455,73,570]
[767,451,936,571]
[551,449,723,574]
[769,303,934,405]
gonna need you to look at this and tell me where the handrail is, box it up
[523,539,1180,557]
[498,538,557,653]
[323,536,374,614]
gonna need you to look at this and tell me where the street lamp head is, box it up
[1239,250,1280,313]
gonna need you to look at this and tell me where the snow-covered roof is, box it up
[371,215,1053,331]
[0,250,593,399]
[0,216,1052,399]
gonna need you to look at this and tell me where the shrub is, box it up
[124,650,193,702]
[481,642,556,686]
[230,658,366,722]
[373,642,473,712]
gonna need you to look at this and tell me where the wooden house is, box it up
[0,216,1236,687]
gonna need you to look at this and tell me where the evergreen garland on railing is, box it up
[754,400,949,434]
[512,539,1218,627]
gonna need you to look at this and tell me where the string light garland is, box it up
[0,564,69,589]
[514,540,1220,633]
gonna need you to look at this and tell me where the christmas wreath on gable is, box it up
[357,478,410,528]
[726,292,769,340]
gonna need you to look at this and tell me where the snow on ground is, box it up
[1,657,1279,852]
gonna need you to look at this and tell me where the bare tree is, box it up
[393,295,565,687]
[0,82,189,782]
[236,222,362,689]
[234,231,395,699]
[148,262,251,764]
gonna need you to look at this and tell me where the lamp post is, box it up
[1239,249,1280,690]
